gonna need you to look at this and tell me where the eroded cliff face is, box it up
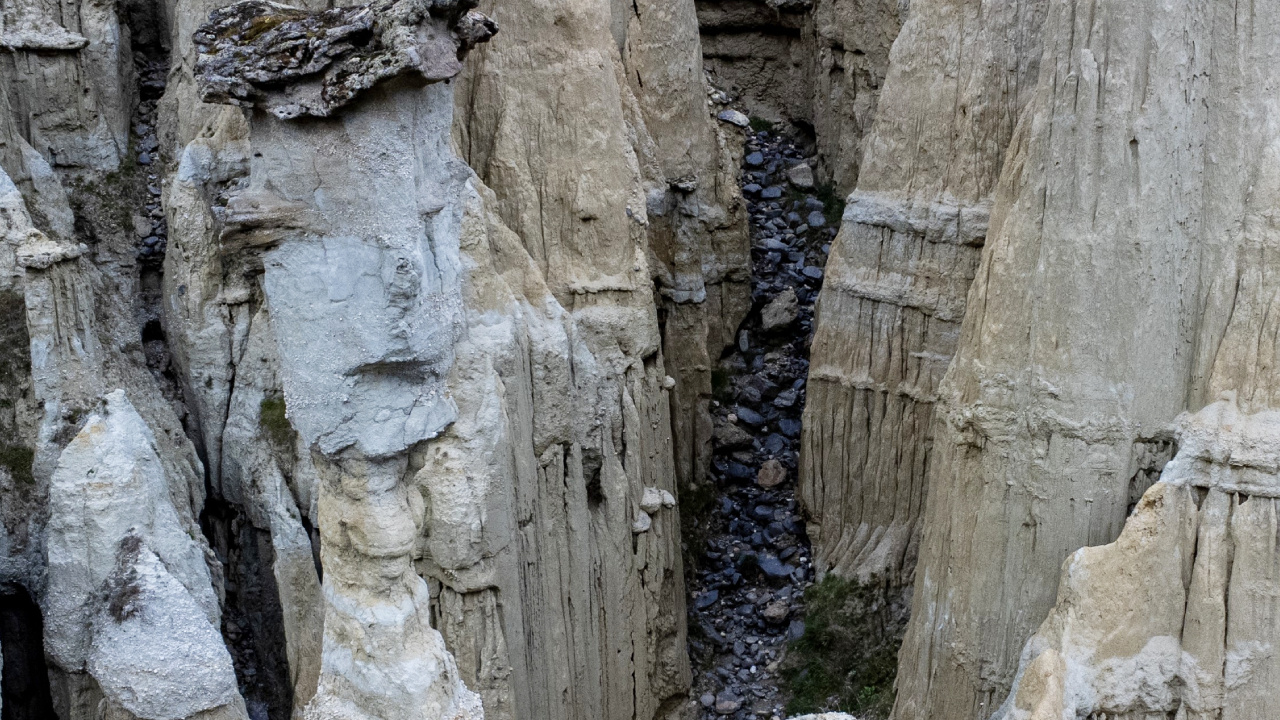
[800,0,1048,587]
[889,0,1280,717]
[695,0,905,193]
[995,401,1280,720]
[454,0,751,498]
[3,0,713,716]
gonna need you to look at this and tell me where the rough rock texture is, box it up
[696,0,906,193]
[167,1,708,719]
[456,0,751,497]
[193,0,496,119]
[800,0,1048,586]
[890,0,1280,717]
[995,401,1280,720]
[0,0,236,712]
[0,0,133,173]
[45,392,223,682]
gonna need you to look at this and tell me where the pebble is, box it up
[718,109,751,127]
[756,459,786,488]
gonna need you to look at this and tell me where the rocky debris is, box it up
[687,127,834,720]
[718,109,751,127]
[133,57,168,264]
[194,0,496,119]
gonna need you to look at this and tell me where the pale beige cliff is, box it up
[456,0,750,495]
[163,1,697,719]
[994,401,1280,720]
[2,0,710,717]
[800,0,1049,586]
[891,0,1280,717]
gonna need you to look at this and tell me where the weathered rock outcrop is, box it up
[0,0,234,713]
[890,0,1280,717]
[800,0,1048,586]
[163,0,699,718]
[456,0,751,496]
[696,0,905,192]
[45,391,244,720]
[992,401,1280,720]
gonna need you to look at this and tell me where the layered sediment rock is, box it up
[891,0,1280,717]
[171,0,693,718]
[456,0,751,496]
[995,400,1280,720]
[800,0,1049,586]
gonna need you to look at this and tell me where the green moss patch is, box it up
[781,575,907,718]
[0,444,35,486]
[749,116,775,133]
[259,395,296,449]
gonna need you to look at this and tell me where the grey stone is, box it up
[718,109,751,127]
[787,163,814,188]
[761,288,799,331]
[194,0,497,119]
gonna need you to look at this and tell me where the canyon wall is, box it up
[889,0,1280,717]
[800,0,1048,586]
[455,0,750,496]
[1,0,735,717]
[695,0,905,194]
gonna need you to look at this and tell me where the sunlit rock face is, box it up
[177,1,690,719]
[885,0,1280,718]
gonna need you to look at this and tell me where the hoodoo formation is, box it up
[2,0,1280,719]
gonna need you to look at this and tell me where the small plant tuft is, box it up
[781,574,907,718]
[814,182,847,227]
[749,116,775,133]
[0,444,35,486]
[259,394,296,448]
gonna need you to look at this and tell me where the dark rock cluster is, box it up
[133,57,167,263]
[193,0,496,119]
[687,128,836,719]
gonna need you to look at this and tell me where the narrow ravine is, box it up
[686,125,836,719]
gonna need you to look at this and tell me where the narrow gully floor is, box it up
[685,126,835,719]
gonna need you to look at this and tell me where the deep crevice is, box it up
[0,585,55,720]
[200,498,295,720]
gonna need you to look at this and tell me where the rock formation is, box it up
[455,0,751,496]
[889,0,1280,717]
[800,0,1049,586]
[5,0,715,714]
[695,0,906,192]
[995,400,1280,720]
[170,0,702,718]
[6,0,1280,717]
